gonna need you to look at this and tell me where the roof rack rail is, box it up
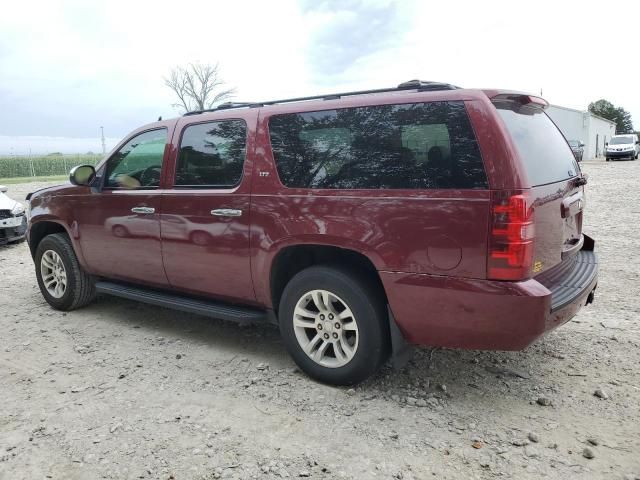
[183,102,257,116]
[182,80,459,116]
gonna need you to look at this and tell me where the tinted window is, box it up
[105,129,167,188]
[176,120,247,187]
[495,104,579,186]
[269,102,487,189]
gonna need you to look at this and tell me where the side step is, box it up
[95,281,267,324]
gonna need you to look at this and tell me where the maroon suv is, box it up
[27,80,598,385]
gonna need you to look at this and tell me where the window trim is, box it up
[173,118,249,190]
[266,101,488,191]
[101,127,169,191]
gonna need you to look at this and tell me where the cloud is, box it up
[300,0,409,81]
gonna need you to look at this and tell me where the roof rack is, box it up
[182,80,459,116]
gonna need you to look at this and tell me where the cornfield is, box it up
[0,154,102,179]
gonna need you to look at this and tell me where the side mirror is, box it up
[579,142,585,147]
[636,141,639,145]
[0,185,7,193]
[69,165,96,186]
[605,142,608,146]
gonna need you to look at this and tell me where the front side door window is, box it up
[105,129,168,189]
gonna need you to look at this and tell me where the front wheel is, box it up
[278,266,389,385]
[35,233,96,311]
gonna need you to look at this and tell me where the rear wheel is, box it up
[278,266,389,385]
[35,233,95,311]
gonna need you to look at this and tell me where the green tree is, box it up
[588,99,634,133]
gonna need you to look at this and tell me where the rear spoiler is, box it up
[483,90,548,109]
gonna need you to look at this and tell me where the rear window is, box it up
[268,101,487,189]
[495,104,579,186]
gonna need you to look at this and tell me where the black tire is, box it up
[606,158,610,162]
[35,233,95,311]
[278,265,389,385]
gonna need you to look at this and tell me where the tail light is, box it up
[487,191,534,281]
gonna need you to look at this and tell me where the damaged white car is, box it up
[0,185,27,244]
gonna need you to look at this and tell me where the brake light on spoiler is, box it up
[487,191,535,281]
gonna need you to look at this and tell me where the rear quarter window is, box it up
[495,104,579,186]
[268,101,487,190]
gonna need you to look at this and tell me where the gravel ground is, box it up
[1,161,639,480]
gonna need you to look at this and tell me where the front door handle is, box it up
[131,206,155,214]
[211,208,242,217]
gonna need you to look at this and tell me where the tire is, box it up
[278,265,389,385]
[606,158,610,162]
[35,233,96,311]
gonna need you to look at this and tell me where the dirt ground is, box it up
[1,160,639,480]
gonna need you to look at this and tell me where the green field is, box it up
[0,154,102,180]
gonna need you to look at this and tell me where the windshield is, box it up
[495,103,579,186]
[609,136,634,145]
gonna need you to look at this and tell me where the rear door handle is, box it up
[211,208,242,217]
[131,207,155,214]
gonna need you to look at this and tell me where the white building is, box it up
[547,105,616,160]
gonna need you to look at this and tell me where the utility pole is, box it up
[100,126,106,155]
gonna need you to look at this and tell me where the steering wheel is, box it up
[139,166,161,187]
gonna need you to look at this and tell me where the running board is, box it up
[95,281,267,324]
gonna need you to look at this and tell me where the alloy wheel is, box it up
[40,250,67,298]
[292,289,359,368]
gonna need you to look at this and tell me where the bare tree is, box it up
[164,63,236,113]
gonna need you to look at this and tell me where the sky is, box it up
[1,0,638,154]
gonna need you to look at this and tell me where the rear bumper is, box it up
[381,236,598,350]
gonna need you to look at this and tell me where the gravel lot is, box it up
[1,161,639,480]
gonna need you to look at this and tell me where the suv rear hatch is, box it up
[488,94,596,309]
[493,95,583,276]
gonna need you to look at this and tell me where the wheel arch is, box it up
[268,243,387,314]
[28,220,70,258]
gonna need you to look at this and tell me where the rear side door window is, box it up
[268,101,487,189]
[104,129,168,189]
[175,120,247,188]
